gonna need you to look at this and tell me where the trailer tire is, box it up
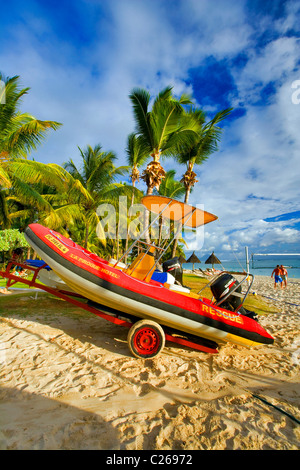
[128,320,165,358]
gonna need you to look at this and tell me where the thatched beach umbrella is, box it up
[178,255,186,264]
[205,252,221,269]
[187,251,200,271]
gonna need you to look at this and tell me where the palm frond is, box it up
[69,177,95,205]
[8,160,67,192]
[8,174,52,212]
[2,114,62,157]
[126,133,150,168]
[9,208,34,220]
[157,170,186,199]
[173,107,232,165]
[41,203,85,230]
[63,158,84,184]
[129,88,153,150]
[0,75,29,135]
[0,165,12,187]
[97,182,140,202]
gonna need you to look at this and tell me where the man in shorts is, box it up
[280,265,288,288]
[271,265,283,289]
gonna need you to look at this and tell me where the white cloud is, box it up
[174,0,251,58]
[260,226,300,247]
[232,36,300,106]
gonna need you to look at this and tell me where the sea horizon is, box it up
[183,255,300,279]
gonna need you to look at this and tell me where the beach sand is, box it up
[0,275,299,450]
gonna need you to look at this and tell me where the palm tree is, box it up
[0,73,62,226]
[169,107,231,257]
[0,73,61,159]
[123,133,149,259]
[129,86,199,195]
[0,160,62,228]
[126,133,149,204]
[177,107,232,204]
[1,146,131,255]
[63,144,130,249]
[129,86,200,246]
[2,159,93,233]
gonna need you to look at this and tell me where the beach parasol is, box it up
[187,251,200,271]
[205,252,221,269]
[178,255,186,264]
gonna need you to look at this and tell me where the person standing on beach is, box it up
[280,265,288,288]
[0,248,24,295]
[271,265,283,289]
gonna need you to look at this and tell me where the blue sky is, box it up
[1,0,300,260]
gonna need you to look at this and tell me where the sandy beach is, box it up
[0,274,299,450]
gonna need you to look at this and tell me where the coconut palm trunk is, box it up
[142,156,166,196]
[181,160,198,204]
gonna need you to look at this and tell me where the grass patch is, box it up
[0,271,37,290]
[183,273,211,296]
[0,277,35,290]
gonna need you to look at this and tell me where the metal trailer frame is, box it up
[0,260,218,355]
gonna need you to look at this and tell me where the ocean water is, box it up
[183,256,300,279]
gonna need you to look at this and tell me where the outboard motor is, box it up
[210,272,258,320]
[210,273,243,312]
[162,257,183,285]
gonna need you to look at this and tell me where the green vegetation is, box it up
[0,276,32,290]
[183,273,212,297]
[0,228,29,251]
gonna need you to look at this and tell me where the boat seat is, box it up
[125,247,156,281]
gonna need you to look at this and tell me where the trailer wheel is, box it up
[127,320,165,358]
